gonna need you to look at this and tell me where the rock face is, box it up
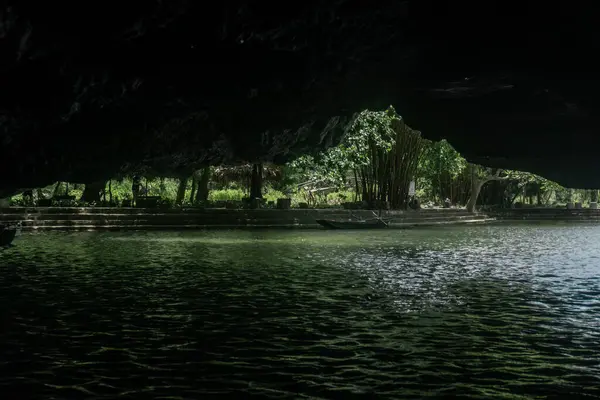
[1,1,600,197]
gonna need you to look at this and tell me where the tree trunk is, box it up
[159,177,166,197]
[250,163,263,199]
[361,171,368,202]
[466,180,484,213]
[189,176,197,203]
[196,167,211,203]
[353,169,359,202]
[465,165,508,212]
[510,191,520,205]
[176,177,188,205]
[591,190,598,203]
[466,164,485,213]
[80,181,106,203]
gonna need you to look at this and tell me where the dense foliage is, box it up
[417,139,469,204]
[6,108,597,210]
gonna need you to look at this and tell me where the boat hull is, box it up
[316,219,389,229]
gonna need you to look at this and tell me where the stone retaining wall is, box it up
[490,208,600,222]
[0,207,492,230]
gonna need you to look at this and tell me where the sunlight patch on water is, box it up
[105,232,395,247]
[2,224,600,398]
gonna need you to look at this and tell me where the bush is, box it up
[9,197,27,207]
[263,188,286,203]
[326,190,354,206]
[209,188,245,201]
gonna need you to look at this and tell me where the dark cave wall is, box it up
[2,1,600,198]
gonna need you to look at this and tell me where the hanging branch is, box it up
[466,165,509,212]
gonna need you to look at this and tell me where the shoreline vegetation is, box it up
[3,108,598,213]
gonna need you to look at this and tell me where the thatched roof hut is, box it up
[211,164,283,187]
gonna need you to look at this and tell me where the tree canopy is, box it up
[8,107,592,210]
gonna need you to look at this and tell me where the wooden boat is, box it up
[0,224,18,247]
[316,218,390,229]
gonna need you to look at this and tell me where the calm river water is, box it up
[1,224,599,399]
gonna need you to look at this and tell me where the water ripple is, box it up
[1,225,600,398]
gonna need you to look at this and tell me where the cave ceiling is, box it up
[1,0,599,197]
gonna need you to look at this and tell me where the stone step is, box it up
[17,214,488,227]
[22,224,317,231]
[2,208,475,214]
[398,215,489,224]
[1,211,479,223]
[1,212,354,221]
[390,218,496,228]
[20,219,497,231]
[501,216,600,221]
[494,212,600,217]
[493,211,600,216]
[497,208,600,212]
[1,206,476,215]
[2,207,489,230]
[495,211,600,215]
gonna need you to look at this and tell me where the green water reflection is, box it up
[1,224,599,398]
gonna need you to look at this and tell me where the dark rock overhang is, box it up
[1,1,599,198]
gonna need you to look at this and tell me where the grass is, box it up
[7,178,358,209]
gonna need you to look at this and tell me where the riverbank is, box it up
[0,207,492,230]
[4,206,600,231]
[490,207,600,222]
